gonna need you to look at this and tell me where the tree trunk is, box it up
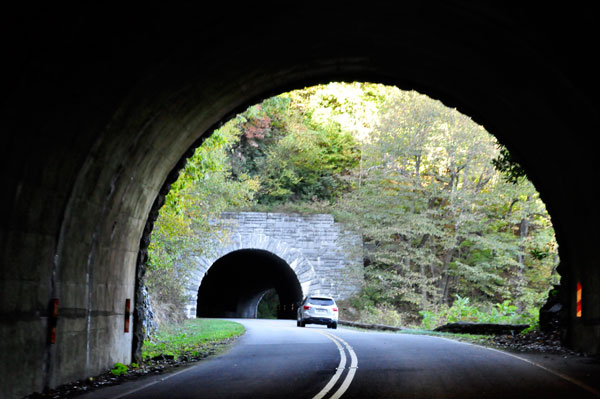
[440,248,456,305]
[420,263,428,306]
[417,233,429,306]
[515,217,530,310]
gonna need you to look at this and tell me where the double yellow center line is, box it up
[313,331,358,399]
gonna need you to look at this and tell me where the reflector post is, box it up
[124,298,131,333]
[576,282,582,318]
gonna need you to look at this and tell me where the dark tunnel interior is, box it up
[196,249,303,319]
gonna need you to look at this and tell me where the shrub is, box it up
[418,295,539,329]
[359,304,403,327]
[110,363,129,376]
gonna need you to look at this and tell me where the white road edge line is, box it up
[483,346,600,397]
[328,334,358,399]
[313,332,347,399]
[110,365,196,399]
[437,336,600,397]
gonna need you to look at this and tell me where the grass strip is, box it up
[142,318,246,360]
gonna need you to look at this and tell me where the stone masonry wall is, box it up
[185,212,363,317]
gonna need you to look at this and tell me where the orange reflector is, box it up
[576,282,582,318]
[124,299,131,333]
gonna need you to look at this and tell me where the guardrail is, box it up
[338,319,402,332]
[339,319,530,335]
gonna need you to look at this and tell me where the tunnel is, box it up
[2,3,600,397]
[196,249,303,320]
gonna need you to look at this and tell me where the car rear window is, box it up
[308,297,334,306]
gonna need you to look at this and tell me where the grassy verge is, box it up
[142,318,246,361]
[24,319,246,398]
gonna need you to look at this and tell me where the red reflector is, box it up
[52,299,59,318]
[303,305,310,310]
[124,298,131,333]
[49,298,59,344]
[333,308,338,312]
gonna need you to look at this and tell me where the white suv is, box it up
[297,295,338,329]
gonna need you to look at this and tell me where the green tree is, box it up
[226,90,360,206]
[331,86,558,323]
[146,125,259,324]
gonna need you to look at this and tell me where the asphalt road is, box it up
[81,319,600,399]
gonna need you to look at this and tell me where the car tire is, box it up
[298,320,305,327]
[330,322,337,329]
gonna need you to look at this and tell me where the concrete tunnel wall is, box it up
[1,3,600,397]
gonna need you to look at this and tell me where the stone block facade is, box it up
[185,212,363,318]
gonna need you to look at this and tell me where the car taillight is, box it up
[304,305,311,310]
[333,307,338,312]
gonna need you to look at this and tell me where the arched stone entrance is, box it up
[196,249,303,319]
[184,212,363,318]
[185,230,320,318]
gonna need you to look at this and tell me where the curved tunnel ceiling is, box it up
[197,249,303,319]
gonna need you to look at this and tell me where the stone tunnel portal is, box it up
[196,249,303,320]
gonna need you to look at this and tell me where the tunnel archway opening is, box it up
[149,81,560,336]
[196,249,303,320]
[257,289,280,319]
[158,82,549,330]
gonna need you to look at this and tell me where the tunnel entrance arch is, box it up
[196,249,303,319]
[185,231,320,319]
